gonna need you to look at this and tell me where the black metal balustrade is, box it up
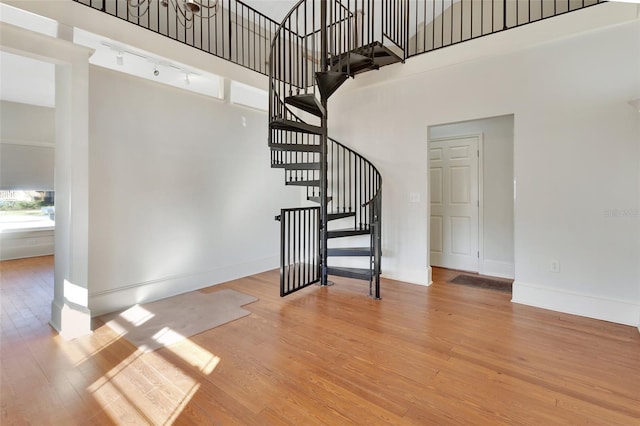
[75,1,607,76]
[405,0,606,57]
[75,0,279,75]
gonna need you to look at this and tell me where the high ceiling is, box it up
[3,1,315,109]
[0,1,255,109]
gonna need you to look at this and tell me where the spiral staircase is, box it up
[269,0,405,299]
[78,0,607,300]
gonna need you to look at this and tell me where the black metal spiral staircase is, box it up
[75,0,606,301]
[269,0,404,299]
[75,0,607,300]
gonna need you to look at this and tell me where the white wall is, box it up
[88,66,297,315]
[0,229,54,260]
[330,8,640,326]
[429,115,515,278]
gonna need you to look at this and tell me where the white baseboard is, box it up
[0,229,54,260]
[89,255,278,316]
[480,260,514,279]
[427,266,433,286]
[382,268,430,286]
[512,281,640,328]
[50,298,92,340]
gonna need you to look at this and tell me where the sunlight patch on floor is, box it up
[85,342,207,423]
[80,325,220,422]
[151,326,186,349]
[118,304,155,327]
[163,337,221,375]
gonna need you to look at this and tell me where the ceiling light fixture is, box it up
[101,41,201,85]
[127,0,219,29]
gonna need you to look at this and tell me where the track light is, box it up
[100,41,201,87]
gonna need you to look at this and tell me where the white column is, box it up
[0,22,93,339]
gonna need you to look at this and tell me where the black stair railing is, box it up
[382,0,410,53]
[328,137,382,297]
[326,138,381,233]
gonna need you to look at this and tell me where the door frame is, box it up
[427,133,484,274]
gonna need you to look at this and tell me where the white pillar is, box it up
[0,22,94,339]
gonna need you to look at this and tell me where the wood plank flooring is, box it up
[1,256,639,425]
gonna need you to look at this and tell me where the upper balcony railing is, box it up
[74,0,280,75]
[76,1,606,76]
[405,0,606,58]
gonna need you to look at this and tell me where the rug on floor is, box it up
[448,274,513,293]
[100,288,258,353]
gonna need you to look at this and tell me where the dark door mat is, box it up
[448,274,513,293]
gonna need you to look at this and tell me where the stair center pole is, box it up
[320,0,329,286]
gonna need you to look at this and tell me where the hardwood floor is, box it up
[1,256,639,425]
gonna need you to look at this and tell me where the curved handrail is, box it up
[267,0,306,124]
[330,136,381,207]
[268,0,382,215]
[269,0,361,124]
[271,100,381,215]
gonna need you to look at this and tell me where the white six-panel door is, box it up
[429,136,479,272]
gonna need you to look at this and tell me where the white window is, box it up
[0,190,55,232]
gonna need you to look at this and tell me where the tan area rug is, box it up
[448,274,512,293]
[100,289,258,353]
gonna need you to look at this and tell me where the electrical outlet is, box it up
[409,192,420,203]
[550,260,560,273]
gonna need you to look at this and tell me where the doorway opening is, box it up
[428,115,514,280]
